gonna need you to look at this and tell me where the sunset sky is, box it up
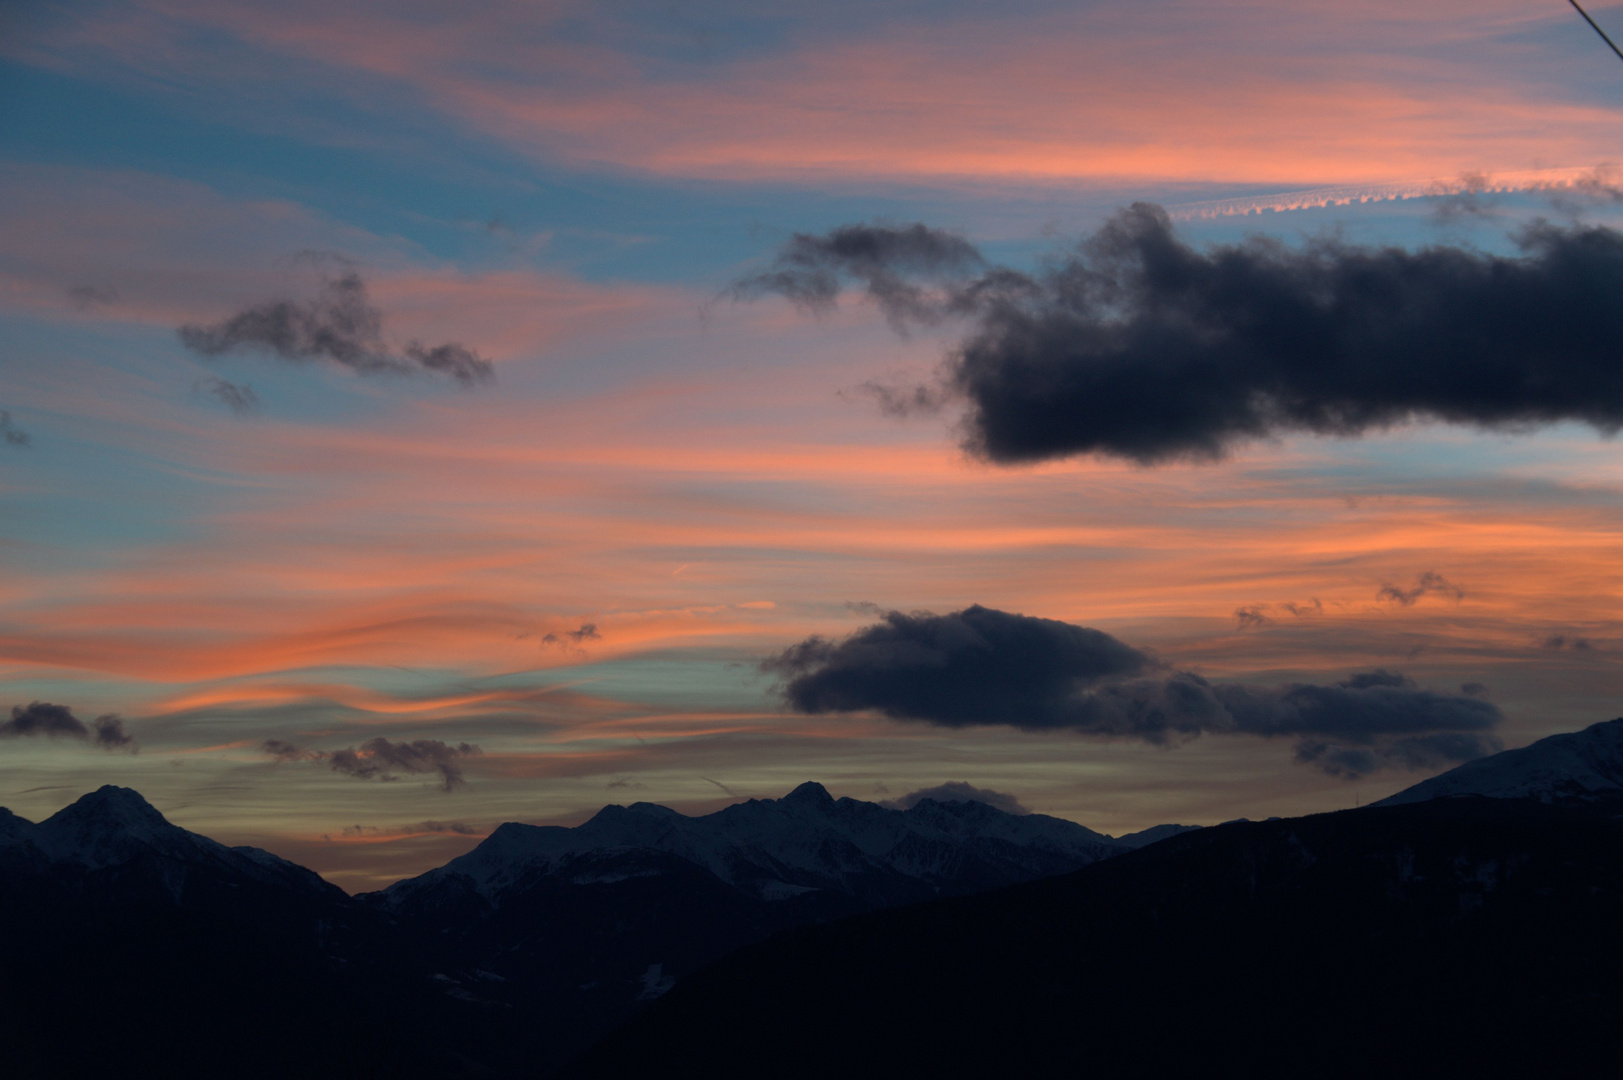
[3,0,1622,892]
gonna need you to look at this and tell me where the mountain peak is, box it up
[782,781,834,806]
[46,785,170,829]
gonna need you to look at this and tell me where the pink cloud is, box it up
[16,1,1620,188]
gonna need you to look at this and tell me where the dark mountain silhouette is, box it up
[1377,715,1623,805]
[360,782,1126,1067]
[0,787,515,1079]
[0,782,1131,1077]
[11,723,1621,1080]
[566,793,1623,1079]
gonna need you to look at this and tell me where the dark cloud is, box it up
[402,341,493,385]
[195,377,261,415]
[1377,572,1463,607]
[768,607,1501,776]
[729,223,985,332]
[1295,731,1503,779]
[1,702,136,752]
[1,411,30,448]
[1460,682,1489,697]
[408,820,481,835]
[542,623,600,646]
[1234,606,1271,630]
[92,714,134,750]
[328,737,481,792]
[764,605,1152,729]
[2,701,87,739]
[1235,600,1322,627]
[177,272,493,386]
[883,781,1029,815]
[1541,633,1595,651]
[260,739,321,762]
[738,206,1623,464]
[1428,173,1500,226]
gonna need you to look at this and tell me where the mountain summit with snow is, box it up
[372,781,1122,916]
[0,785,340,900]
[1376,717,1623,806]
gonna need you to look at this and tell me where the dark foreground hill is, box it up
[568,794,1623,1080]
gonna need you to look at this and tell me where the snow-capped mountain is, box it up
[0,785,341,901]
[1376,717,1623,806]
[372,781,1123,914]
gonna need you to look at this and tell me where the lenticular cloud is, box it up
[766,606,1502,778]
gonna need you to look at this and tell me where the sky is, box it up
[2,0,1622,892]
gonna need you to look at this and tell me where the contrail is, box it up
[1570,0,1623,65]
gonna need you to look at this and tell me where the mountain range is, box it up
[569,718,1623,1079]
[0,777,1143,1077]
[3,717,1621,1078]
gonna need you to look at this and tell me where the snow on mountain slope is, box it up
[373,782,1124,911]
[0,786,340,899]
[1376,717,1623,806]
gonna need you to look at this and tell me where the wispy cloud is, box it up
[179,271,494,386]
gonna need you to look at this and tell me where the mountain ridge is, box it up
[370,780,1123,913]
[1376,716,1623,805]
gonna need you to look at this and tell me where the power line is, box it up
[1569,0,1623,65]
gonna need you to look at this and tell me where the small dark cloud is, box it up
[407,819,482,835]
[1,702,136,752]
[1460,682,1489,697]
[402,341,492,385]
[260,738,322,762]
[67,285,119,309]
[729,222,985,333]
[1234,605,1272,630]
[883,781,1029,815]
[328,737,480,792]
[1,411,30,448]
[1541,633,1595,651]
[853,377,952,417]
[607,777,645,790]
[177,272,493,386]
[768,607,1500,774]
[844,601,883,616]
[2,701,86,739]
[194,377,261,415]
[542,623,600,647]
[1378,572,1463,607]
[92,714,134,750]
[738,206,1623,465]
[1429,173,1500,226]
